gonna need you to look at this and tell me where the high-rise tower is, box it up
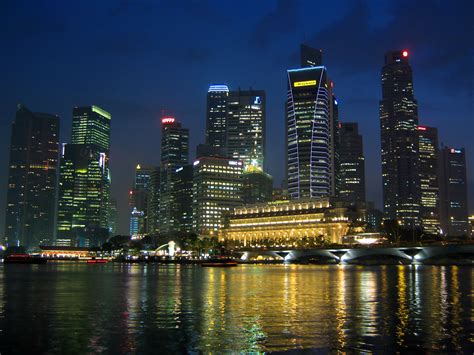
[206,85,229,151]
[338,122,366,203]
[4,105,60,248]
[159,116,189,234]
[286,45,338,199]
[57,105,111,246]
[418,126,440,234]
[227,89,266,170]
[379,50,421,227]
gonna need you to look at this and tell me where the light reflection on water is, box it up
[0,263,472,353]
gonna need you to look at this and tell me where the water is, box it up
[0,263,472,354]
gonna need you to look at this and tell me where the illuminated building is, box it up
[380,50,421,227]
[286,45,339,199]
[4,105,59,248]
[227,89,265,170]
[439,147,469,237]
[129,164,152,235]
[108,198,118,235]
[206,85,229,151]
[418,126,440,234]
[192,156,243,236]
[219,198,368,247]
[242,170,273,204]
[159,116,189,234]
[338,123,366,203]
[129,207,145,238]
[469,215,474,238]
[57,105,111,246]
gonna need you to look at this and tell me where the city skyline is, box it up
[0,1,472,235]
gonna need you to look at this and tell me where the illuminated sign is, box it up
[161,117,175,124]
[402,50,408,57]
[175,167,183,173]
[228,161,242,166]
[418,126,427,131]
[294,80,317,87]
[450,148,462,154]
[254,96,261,105]
[193,160,200,166]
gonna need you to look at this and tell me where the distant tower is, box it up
[129,164,152,235]
[379,50,421,227]
[439,147,469,237]
[4,105,60,248]
[418,126,440,234]
[206,85,229,151]
[286,44,338,199]
[338,122,366,203]
[159,116,189,234]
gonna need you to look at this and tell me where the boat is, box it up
[201,257,238,267]
[3,254,47,264]
[87,257,108,264]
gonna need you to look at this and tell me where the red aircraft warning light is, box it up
[402,50,408,57]
[161,117,175,124]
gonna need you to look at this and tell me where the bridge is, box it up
[239,244,474,265]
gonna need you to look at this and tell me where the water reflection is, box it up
[0,264,472,353]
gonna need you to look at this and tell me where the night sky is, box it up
[1,0,473,235]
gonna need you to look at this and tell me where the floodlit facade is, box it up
[4,105,60,248]
[417,126,440,234]
[379,50,421,227]
[219,199,368,247]
[193,156,243,236]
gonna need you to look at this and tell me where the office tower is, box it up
[227,89,265,170]
[173,165,193,233]
[206,85,229,150]
[192,156,243,236]
[57,105,111,246]
[418,126,440,234]
[338,123,366,203]
[129,207,145,238]
[242,170,273,204]
[146,166,161,234]
[286,46,338,199]
[379,50,421,227]
[159,116,189,234]
[129,164,152,234]
[439,147,469,237]
[4,105,59,248]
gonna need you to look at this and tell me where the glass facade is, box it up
[206,85,229,150]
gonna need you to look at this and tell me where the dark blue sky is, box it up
[1,0,473,234]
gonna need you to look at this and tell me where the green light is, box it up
[92,105,111,120]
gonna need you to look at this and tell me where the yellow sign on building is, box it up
[294,80,317,87]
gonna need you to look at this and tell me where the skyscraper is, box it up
[129,164,152,235]
[146,166,161,235]
[57,105,111,246]
[4,105,60,248]
[192,156,243,236]
[379,50,421,227]
[338,122,366,203]
[242,170,273,204]
[418,126,440,234]
[227,89,265,170]
[159,116,189,234]
[286,46,338,199]
[206,85,229,151]
[439,147,469,237]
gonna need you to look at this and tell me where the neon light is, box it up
[294,80,317,87]
[193,160,200,166]
[175,167,183,172]
[450,149,462,154]
[402,50,408,57]
[418,126,427,131]
[161,117,175,124]
[288,66,326,73]
[92,105,111,120]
